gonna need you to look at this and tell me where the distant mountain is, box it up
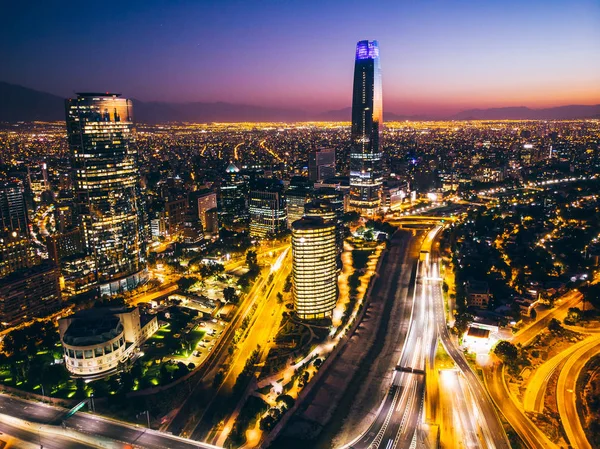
[134,101,308,123]
[0,82,65,121]
[1,81,599,123]
[451,105,600,120]
[318,107,434,121]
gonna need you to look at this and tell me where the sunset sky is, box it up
[2,0,599,114]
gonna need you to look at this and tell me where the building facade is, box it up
[349,40,383,216]
[249,179,287,238]
[285,176,312,228]
[309,148,336,182]
[0,178,29,236]
[66,93,146,295]
[219,162,248,225]
[292,217,338,320]
[59,306,158,378]
[0,262,62,327]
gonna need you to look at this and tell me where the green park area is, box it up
[0,305,206,402]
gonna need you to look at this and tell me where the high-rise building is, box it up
[0,261,62,328]
[285,176,312,228]
[192,190,218,236]
[0,179,29,236]
[349,40,383,216]
[309,148,336,182]
[66,93,146,296]
[305,198,344,267]
[0,231,36,279]
[219,162,248,226]
[292,217,337,320]
[249,179,287,239]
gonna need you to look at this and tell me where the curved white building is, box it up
[59,306,157,378]
[292,217,338,320]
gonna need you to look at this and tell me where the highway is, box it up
[483,289,586,449]
[484,362,557,449]
[0,394,221,449]
[556,338,600,449]
[523,335,600,414]
[341,226,508,449]
[428,236,510,449]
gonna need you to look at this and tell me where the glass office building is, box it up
[292,217,337,320]
[349,40,383,216]
[66,93,146,295]
[249,178,287,239]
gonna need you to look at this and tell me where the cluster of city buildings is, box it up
[0,39,598,377]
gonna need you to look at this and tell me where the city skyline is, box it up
[1,1,599,115]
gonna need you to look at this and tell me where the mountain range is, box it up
[1,81,599,123]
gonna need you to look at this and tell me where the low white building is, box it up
[58,306,158,378]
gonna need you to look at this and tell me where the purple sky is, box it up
[2,0,599,114]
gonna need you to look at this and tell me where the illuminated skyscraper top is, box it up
[349,40,383,216]
[66,93,146,296]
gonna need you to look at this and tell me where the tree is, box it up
[494,340,518,364]
[548,318,564,333]
[223,286,239,304]
[177,276,196,291]
[276,394,295,409]
[566,307,583,324]
[246,250,258,268]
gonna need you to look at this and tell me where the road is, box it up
[482,289,586,449]
[512,290,583,347]
[200,250,291,445]
[523,335,600,414]
[0,394,221,449]
[429,234,510,449]
[484,362,557,449]
[556,338,600,449]
[166,246,289,436]
[341,226,507,449]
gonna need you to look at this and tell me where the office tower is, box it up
[0,178,29,236]
[0,261,62,328]
[305,198,344,266]
[181,211,204,244]
[309,148,336,182]
[249,179,287,238]
[292,217,337,320]
[192,190,218,235]
[286,176,312,228]
[0,231,36,279]
[66,93,146,296]
[165,197,188,236]
[46,228,85,266]
[219,162,248,225]
[349,40,383,216]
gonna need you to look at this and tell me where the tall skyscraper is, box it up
[0,179,29,236]
[308,148,336,182]
[66,93,146,296]
[292,217,337,320]
[219,162,248,226]
[285,176,312,228]
[349,40,383,216]
[249,178,287,238]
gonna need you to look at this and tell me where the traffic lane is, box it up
[67,413,217,449]
[483,363,555,449]
[557,340,600,449]
[350,385,403,449]
[0,419,96,449]
[0,395,64,423]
